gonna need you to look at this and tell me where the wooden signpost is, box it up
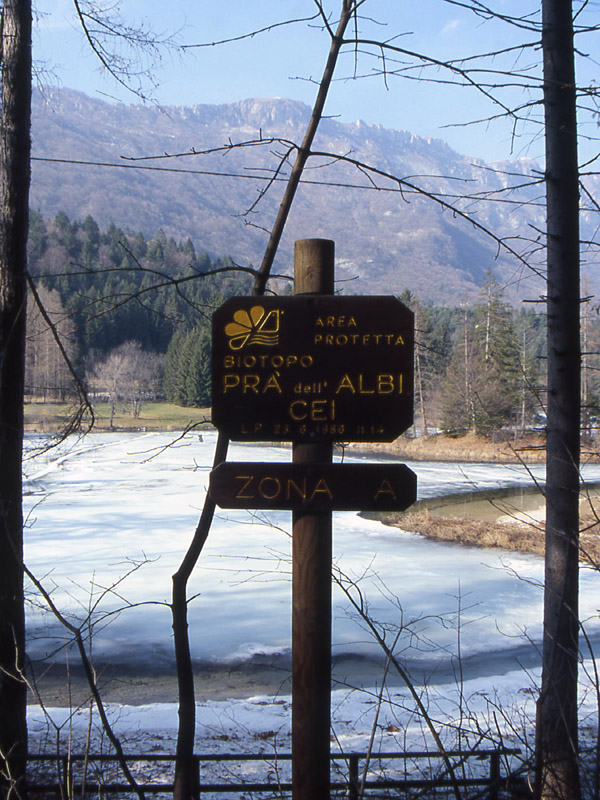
[210,462,417,511]
[209,239,416,800]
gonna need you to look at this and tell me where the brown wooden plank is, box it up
[209,462,417,511]
[212,295,414,443]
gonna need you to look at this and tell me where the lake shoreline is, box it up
[368,484,600,565]
[28,640,548,708]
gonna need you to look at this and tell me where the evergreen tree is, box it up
[438,275,540,436]
[131,230,148,260]
[80,214,100,266]
[53,210,81,259]
[27,209,47,263]
[440,304,513,435]
[164,325,211,407]
[182,237,196,264]
[147,228,167,261]
[163,328,188,406]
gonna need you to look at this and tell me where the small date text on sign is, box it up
[211,295,414,443]
[209,462,417,512]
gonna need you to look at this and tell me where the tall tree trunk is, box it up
[537,0,581,798]
[0,0,31,795]
[171,5,357,799]
[172,434,228,800]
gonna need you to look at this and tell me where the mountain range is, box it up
[30,88,593,304]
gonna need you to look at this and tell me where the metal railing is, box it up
[27,747,520,798]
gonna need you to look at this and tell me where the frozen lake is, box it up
[23,430,600,681]
[23,429,600,767]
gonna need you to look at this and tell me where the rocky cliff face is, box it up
[31,88,594,303]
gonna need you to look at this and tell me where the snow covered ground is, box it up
[22,430,600,784]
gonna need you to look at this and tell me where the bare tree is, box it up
[25,285,76,400]
[72,0,178,102]
[0,0,31,795]
[11,3,597,799]
[172,4,362,797]
[536,1,581,798]
[165,4,597,800]
[88,340,163,427]
[0,3,176,790]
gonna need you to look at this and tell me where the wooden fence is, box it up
[27,747,521,798]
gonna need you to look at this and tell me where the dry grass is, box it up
[352,431,549,463]
[380,508,600,566]
[24,401,212,433]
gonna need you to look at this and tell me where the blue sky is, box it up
[33,0,599,164]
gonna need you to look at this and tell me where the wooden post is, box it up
[292,239,334,800]
[489,751,500,800]
[348,754,360,800]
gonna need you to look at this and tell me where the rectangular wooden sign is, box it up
[211,295,414,443]
[209,462,417,511]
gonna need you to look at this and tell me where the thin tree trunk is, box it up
[171,5,357,799]
[414,307,428,436]
[253,0,355,295]
[0,0,31,795]
[172,433,228,800]
[537,0,581,798]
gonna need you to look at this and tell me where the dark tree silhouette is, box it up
[0,0,31,795]
[537,1,581,798]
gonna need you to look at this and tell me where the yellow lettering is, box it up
[358,375,374,394]
[310,478,333,499]
[316,317,325,328]
[287,478,307,500]
[310,400,327,421]
[395,335,405,345]
[289,400,307,420]
[235,475,254,499]
[223,374,240,393]
[242,374,260,394]
[289,399,335,421]
[258,476,281,499]
[263,373,282,393]
[348,316,357,328]
[377,374,395,394]
[374,479,397,501]
[335,374,356,393]
[222,353,313,368]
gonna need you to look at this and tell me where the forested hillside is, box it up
[29,210,600,438]
[27,211,251,411]
[30,88,573,305]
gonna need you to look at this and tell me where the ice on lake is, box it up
[23,430,600,679]
[22,429,600,769]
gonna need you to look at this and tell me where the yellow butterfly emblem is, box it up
[224,305,281,350]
